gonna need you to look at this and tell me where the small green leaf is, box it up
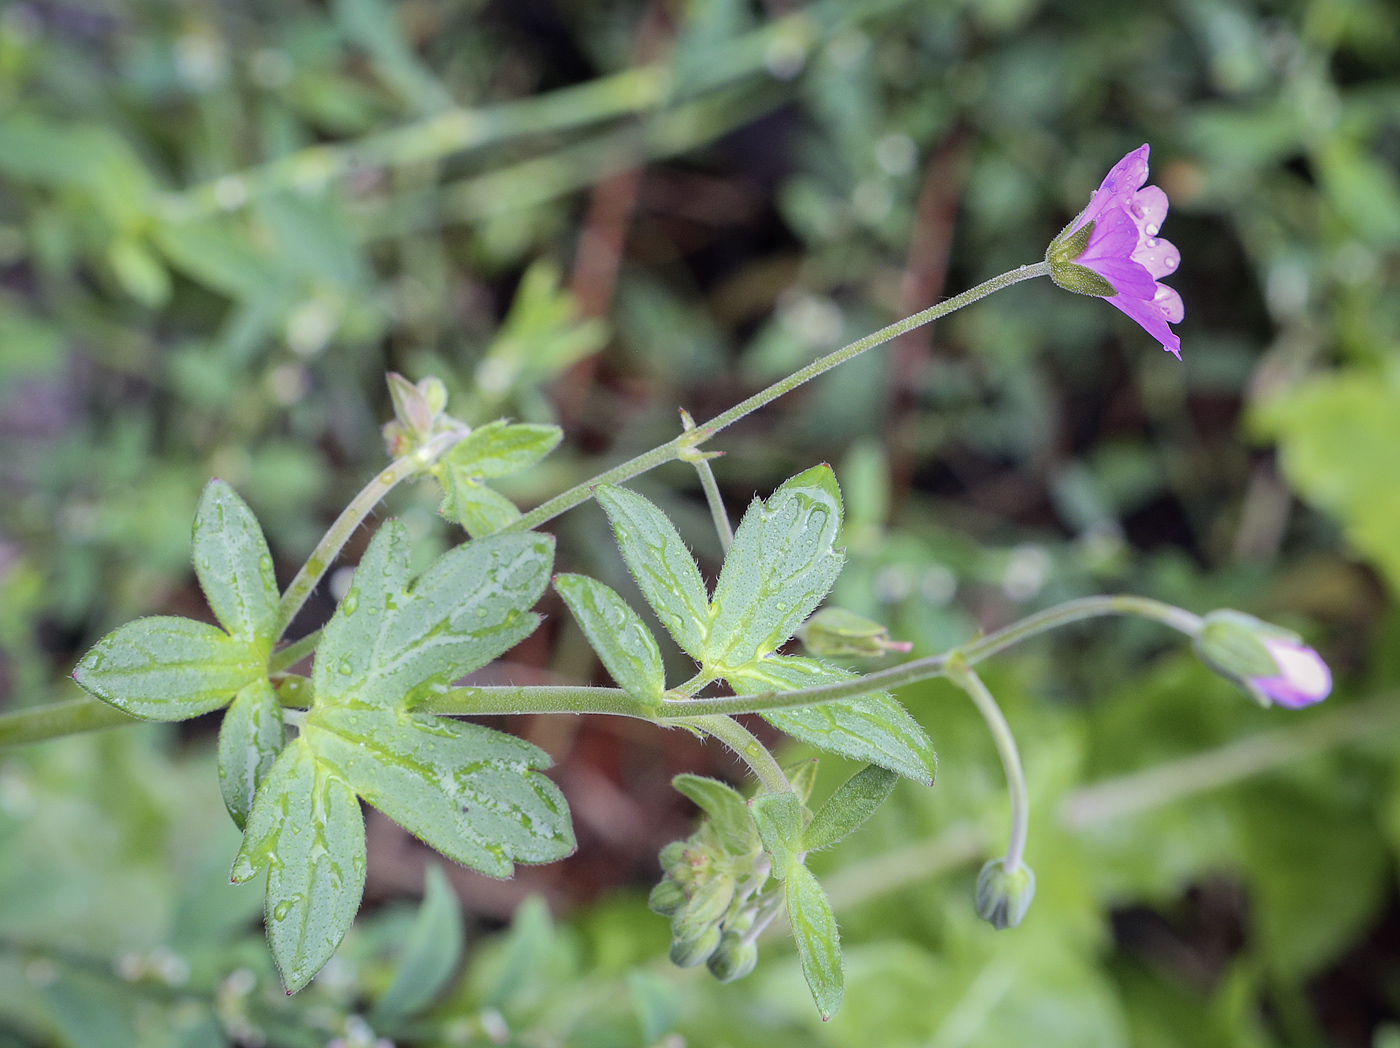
[371,864,464,1023]
[705,465,844,672]
[305,705,575,877]
[595,484,711,658]
[801,764,897,852]
[446,420,563,478]
[747,790,804,876]
[192,480,279,644]
[785,863,844,1020]
[232,738,367,994]
[218,679,285,830]
[555,574,665,704]
[672,774,758,852]
[73,616,264,721]
[728,656,937,784]
[313,523,553,710]
[438,473,523,538]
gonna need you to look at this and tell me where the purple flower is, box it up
[1249,636,1332,709]
[1046,144,1183,358]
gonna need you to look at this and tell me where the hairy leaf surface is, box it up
[555,574,665,703]
[595,484,711,658]
[192,479,279,644]
[231,738,367,993]
[217,678,285,830]
[729,656,936,784]
[312,522,552,709]
[786,863,844,1020]
[705,465,843,672]
[305,705,575,878]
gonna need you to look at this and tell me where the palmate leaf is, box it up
[235,519,566,991]
[75,480,277,721]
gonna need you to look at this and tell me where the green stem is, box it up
[509,263,1050,533]
[0,697,138,747]
[684,715,791,794]
[272,427,469,641]
[418,685,653,719]
[269,629,323,674]
[946,663,1029,873]
[693,457,733,554]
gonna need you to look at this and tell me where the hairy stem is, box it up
[947,663,1029,872]
[684,714,791,794]
[693,457,733,554]
[272,427,469,641]
[509,263,1050,532]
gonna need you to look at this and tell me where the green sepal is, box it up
[370,864,464,1023]
[595,484,711,658]
[671,773,759,853]
[555,574,665,705]
[218,678,285,830]
[785,864,844,1020]
[1048,261,1116,297]
[747,791,804,877]
[728,655,937,784]
[304,705,575,877]
[312,522,552,710]
[705,465,844,673]
[231,738,367,994]
[192,479,279,645]
[1045,218,1095,267]
[73,615,265,721]
[801,764,897,852]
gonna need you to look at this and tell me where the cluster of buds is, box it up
[381,373,464,458]
[649,802,779,982]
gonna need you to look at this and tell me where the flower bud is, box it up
[975,858,1035,930]
[658,841,687,871]
[676,874,735,929]
[648,876,687,917]
[669,923,722,968]
[387,372,435,434]
[1194,610,1331,709]
[706,932,758,983]
[798,607,913,658]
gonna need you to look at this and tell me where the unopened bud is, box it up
[658,841,687,871]
[419,376,448,417]
[669,923,722,968]
[1194,610,1331,709]
[676,875,734,929]
[387,372,434,434]
[798,607,912,658]
[648,876,686,917]
[706,932,758,983]
[975,858,1035,930]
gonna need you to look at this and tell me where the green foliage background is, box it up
[1,0,1399,1043]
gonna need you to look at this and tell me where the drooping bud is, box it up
[798,607,913,658]
[707,932,759,983]
[669,923,722,968]
[648,876,686,916]
[1194,609,1331,709]
[975,858,1036,930]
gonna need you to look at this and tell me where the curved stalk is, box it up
[946,663,1029,873]
[683,714,792,794]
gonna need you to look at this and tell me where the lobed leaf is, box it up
[217,679,285,830]
[305,705,575,878]
[231,738,367,994]
[785,863,845,1020]
[555,574,665,704]
[729,656,937,784]
[73,616,265,721]
[595,484,711,658]
[191,479,279,645]
[672,773,758,853]
[313,523,553,710]
[705,465,844,673]
[801,764,898,852]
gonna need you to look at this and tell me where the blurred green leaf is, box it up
[371,864,464,1023]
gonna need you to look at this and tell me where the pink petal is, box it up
[1153,284,1184,324]
[1106,293,1181,357]
[1128,185,1169,236]
[1080,253,1158,300]
[1080,207,1141,263]
[1133,235,1180,280]
[1074,145,1152,230]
